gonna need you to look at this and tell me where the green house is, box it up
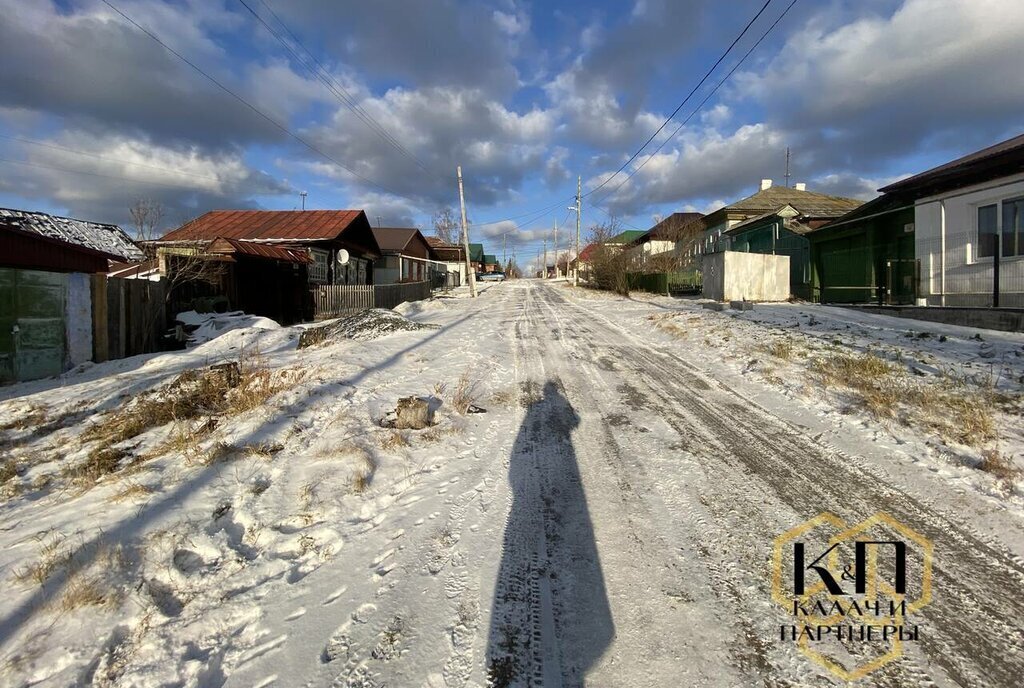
[806,194,916,304]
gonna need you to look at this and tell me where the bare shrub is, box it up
[450,370,480,414]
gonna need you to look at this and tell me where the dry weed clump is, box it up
[978,449,1022,489]
[56,571,115,613]
[766,338,795,360]
[450,370,481,414]
[378,430,409,451]
[14,532,77,586]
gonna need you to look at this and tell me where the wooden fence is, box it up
[312,280,431,320]
[96,275,168,361]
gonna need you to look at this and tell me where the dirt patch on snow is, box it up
[298,309,441,349]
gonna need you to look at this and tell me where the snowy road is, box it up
[219,280,1024,688]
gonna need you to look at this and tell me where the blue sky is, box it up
[1,0,1022,272]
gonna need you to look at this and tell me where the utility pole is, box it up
[543,237,548,279]
[785,147,791,188]
[503,233,507,266]
[457,165,477,298]
[300,191,307,210]
[552,218,558,278]
[574,175,581,286]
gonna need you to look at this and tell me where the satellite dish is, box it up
[336,249,350,266]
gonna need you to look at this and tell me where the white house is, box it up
[879,133,1024,307]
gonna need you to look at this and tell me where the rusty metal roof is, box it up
[207,237,313,263]
[159,210,365,242]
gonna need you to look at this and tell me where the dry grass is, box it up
[450,370,481,414]
[243,442,284,459]
[350,451,377,494]
[378,430,409,451]
[766,338,795,360]
[63,446,131,488]
[490,388,518,407]
[55,571,115,612]
[109,481,154,503]
[813,352,996,446]
[979,449,1022,489]
[0,459,20,485]
[14,532,77,586]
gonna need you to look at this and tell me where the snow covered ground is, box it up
[0,280,1022,687]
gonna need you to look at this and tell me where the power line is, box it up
[593,0,799,206]
[585,0,774,199]
[99,0,420,203]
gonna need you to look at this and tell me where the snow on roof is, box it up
[0,207,143,261]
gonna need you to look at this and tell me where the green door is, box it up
[0,268,67,383]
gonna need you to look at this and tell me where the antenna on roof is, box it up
[299,191,308,210]
[784,147,791,188]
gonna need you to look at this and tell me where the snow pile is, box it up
[187,311,280,344]
[394,298,448,318]
[298,308,440,348]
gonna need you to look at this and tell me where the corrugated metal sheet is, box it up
[160,210,363,242]
[0,208,142,261]
[207,237,313,263]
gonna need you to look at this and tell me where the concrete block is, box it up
[730,300,753,311]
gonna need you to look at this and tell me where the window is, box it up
[309,248,329,283]
[978,204,998,258]
[1002,197,1024,258]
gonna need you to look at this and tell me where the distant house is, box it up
[425,236,467,287]
[371,227,449,286]
[0,208,143,383]
[468,243,485,273]
[624,212,703,270]
[724,194,863,299]
[878,133,1024,307]
[153,210,381,324]
[482,254,500,273]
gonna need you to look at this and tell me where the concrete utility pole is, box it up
[543,237,548,279]
[457,165,477,298]
[574,175,581,286]
[503,233,507,266]
[552,218,558,278]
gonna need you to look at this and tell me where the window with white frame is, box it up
[309,248,329,283]
[977,198,1024,260]
[1002,197,1023,258]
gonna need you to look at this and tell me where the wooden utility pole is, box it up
[552,218,558,278]
[574,175,581,286]
[457,165,477,298]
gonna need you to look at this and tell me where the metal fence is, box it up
[916,229,1024,307]
[312,280,432,320]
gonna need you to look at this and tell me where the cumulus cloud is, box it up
[0,131,291,226]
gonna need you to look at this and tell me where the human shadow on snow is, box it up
[486,379,613,686]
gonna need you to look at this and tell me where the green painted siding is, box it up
[808,207,916,304]
[0,268,67,383]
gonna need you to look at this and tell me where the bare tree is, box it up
[503,258,521,279]
[432,207,460,245]
[129,198,166,242]
[586,216,631,295]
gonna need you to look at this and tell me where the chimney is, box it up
[794,182,806,191]
[760,179,773,191]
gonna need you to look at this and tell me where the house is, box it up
[424,236,467,287]
[877,133,1024,307]
[371,227,449,287]
[570,242,601,282]
[468,243,485,272]
[152,210,382,324]
[724,193,863,300]
[624,212,703,270]
[482,254,500,273]
[806,193,916,304]
[1,208,143,382]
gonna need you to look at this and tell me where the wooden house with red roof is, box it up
[151,209,382,324]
